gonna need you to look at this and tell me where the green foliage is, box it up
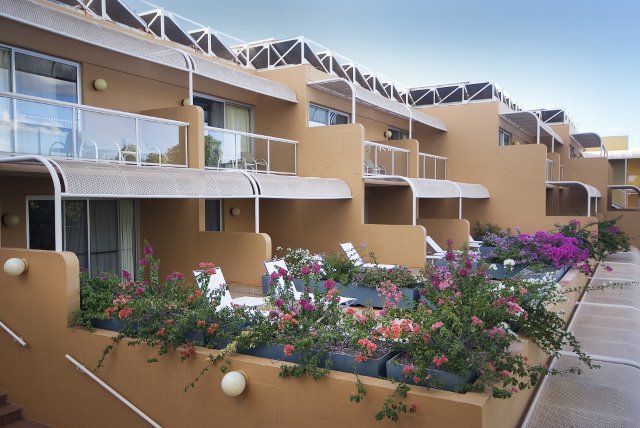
[473,222,510,241]
[353,265,417,289]
[322,251,360,285]
[72,271,123,330]
[204,135,222,167]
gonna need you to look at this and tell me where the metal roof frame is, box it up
[546,180,601,216]
[308,78,446,134]
[500,111,564,148]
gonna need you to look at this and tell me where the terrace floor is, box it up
[523,248,640,427]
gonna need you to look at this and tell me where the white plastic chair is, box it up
[339,242,397,269]
[192,268,265,310]
[264,259,355,306]
[468,234,483,249]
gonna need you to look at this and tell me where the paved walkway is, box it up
[523,248,640,428]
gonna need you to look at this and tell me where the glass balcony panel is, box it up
[137,119,185,166]
[14,98,73,156]
[77,110,136,161]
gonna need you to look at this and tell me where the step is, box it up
[0,404,22,426]
[4,420,49,428]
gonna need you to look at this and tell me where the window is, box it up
[308,104,349,127]
[205,199,223,231]
[195,94,254,168]
[499,128,512,146]
[569,145,576,159]
[27,198,137,276]
[0,45,80,155]
[388,127,409,140]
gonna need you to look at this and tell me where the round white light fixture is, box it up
[4,258,28,276]
[384,130,393,139]
[230,207,241,217]
[221,370,247,397]
[92,78,108,91]
[2,214,19,227]
[182,98,193,106]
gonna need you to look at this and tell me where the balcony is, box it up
[204,126,297,175]
[364,141,409,177]
[0,91,188,166]
[419,152,447,179]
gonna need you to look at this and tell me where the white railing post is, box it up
[72,107,77,158]
[443,159,447,179]
[65,354,162,428]
[267,138,271,174]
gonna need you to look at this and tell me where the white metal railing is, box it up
[364,141,409,177]
[204,126,297,175]
[546,159,554,181]
[0,319,27,347]
[559,164,565,180]
[65,354,162,428]
[0,91,189,167]
[419,152,447,180]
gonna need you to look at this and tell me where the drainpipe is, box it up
[175,50,194,105]
[402,104,413,139]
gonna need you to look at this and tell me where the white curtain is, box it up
[89,200,118,274]
[225,104,251,155]
[63,200,88,270]
[118,200,135,276]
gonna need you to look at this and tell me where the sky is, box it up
[136,0,639,149]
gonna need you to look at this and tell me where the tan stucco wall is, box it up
[139,199,270,287]
[416,218,470,250]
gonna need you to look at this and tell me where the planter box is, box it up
[237,343,301,364]
[91,318,124,332]
[329,350,397,377]
[184,331,206,346]
[479,246,495,258]
[487,263,526,279]
[386,354,477,392]
[262,275,419,308]
[522,265,570,282]
[337,284,418,309]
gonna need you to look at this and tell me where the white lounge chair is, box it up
[264,259,356,306]
[339,242,397,270]
[468,234,483,249]
[193,268,265,310]
[425,236,447,261]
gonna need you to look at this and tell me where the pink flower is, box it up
[471,316,483,326]
[283,344,295,357]
[409,403,418,412]
[324,279,336,290]
[299,266,311,276]
[312,263,321,274]
[431,321,444,331]
[432,354,448,367]
[403,364,415,377]
[121,270,131,281]
[143,245,153,256]
[604,265,613,272]
[500,370,511,377]
[118,307,133,319]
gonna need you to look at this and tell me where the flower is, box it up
[143,244,153,256]
[432,354,448,367]
[118,307,133,319]
[431,321,444,330]
[156,328,166,337]
[503,259,516,267]
[207,323,219,335]
[471,316,483,326]
[283,344,295,357]
[196,320,206,327]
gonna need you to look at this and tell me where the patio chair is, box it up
[468,234,483,249]
[241,152,268,171]
[339,242,397,269]
[364,159,386,175]
[192,268,265,310]
[425,236,447,262]
[264,259,356,306]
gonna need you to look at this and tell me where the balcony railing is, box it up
[204,126,297,175]
[546,159,554,181]
[0,91,189,166]
[364,141,409,177]
[559,164,565,180]
[419,152,447,180]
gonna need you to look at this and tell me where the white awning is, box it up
[571,132,602,149]
[308,79,447,132]
[52,159,256,199]
[249,173,352,199]
[366,177,490,199]
[1,0,297,103]
[456,182,491,198]
[547,181,601,198]
[500,111,564,144]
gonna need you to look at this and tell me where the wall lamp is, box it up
[92,79,108,91]
[230,207,241,217]
[2,214,19,227]
[384,130,393,140]
[221,370,248,397]
[4,258,28,276]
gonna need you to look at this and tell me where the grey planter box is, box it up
[237,343,301,363]
[479,246,495,258]
[386,354,477,392]
[487,263,526,279]
[337,283,419,309]
[522,265,570,282]
[329,350,397,377]
[262,275,419,308]
[91,318,124,332]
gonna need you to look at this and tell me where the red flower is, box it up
[156,328,166,337]
[196,320,206,327]
[283,344,295,357]
[165,319,174,325]
[207,323,219,335]
[118,307,133,319]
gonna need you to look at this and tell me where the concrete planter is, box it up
[386,354,478,392]
[329,350,398,377]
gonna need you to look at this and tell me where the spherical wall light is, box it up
[2,214,19,227]
[92,79,108,91]
[221,370,247,397]
[4,258,28,276]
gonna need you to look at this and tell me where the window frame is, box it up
[193,92,254,132]
[308,103,350,127]
[204,198,224,232]
[387,126,409,141]
[498,128,512,146]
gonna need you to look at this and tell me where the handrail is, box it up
[419,152,447,161]
[0,91,188,126]
[0,319,27,347]
[418,152,447,180]
[364,141,410,153]
[65,354,162,428]
[204,126,297,145]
